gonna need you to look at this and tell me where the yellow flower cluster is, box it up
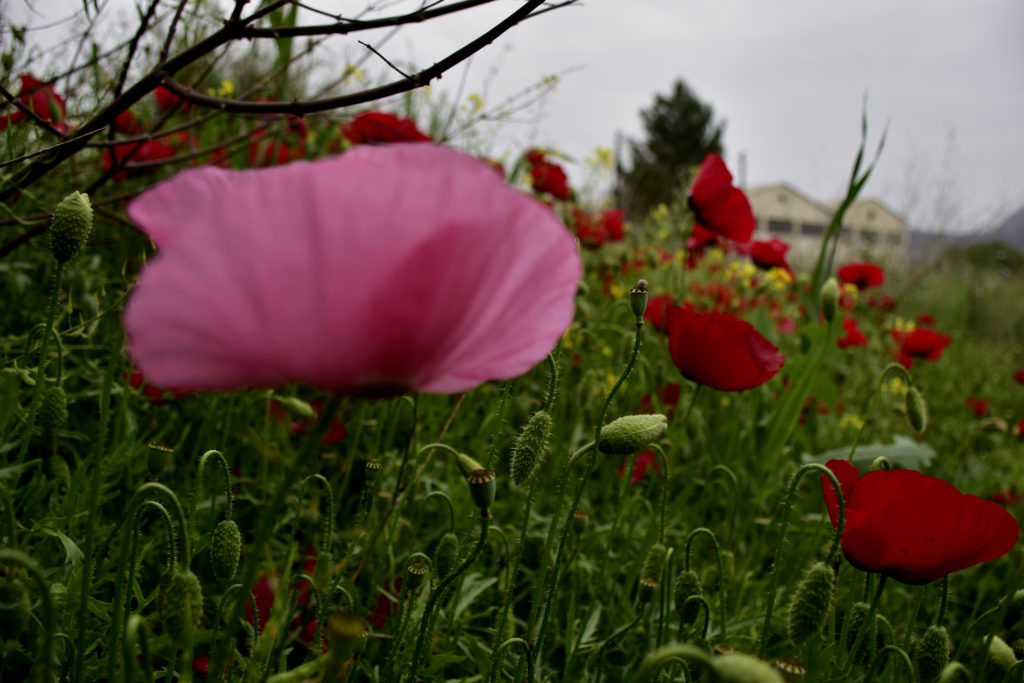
[840,413,865,431]
[765,267,793,291]
[651,203,670,221]
[884,377,908,396]
[891,317,916,334]
[466,93,484,114]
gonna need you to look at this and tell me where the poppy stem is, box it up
[848,363,914,463]
[843,574,888,677]
[864,644,914,682]
[0,549,55,683]
[757,463,846,658]
[651,444,670,544]
[684,528,727,640]
[707,465,740,547]
[936,575,949,626]
[491,478,536,678]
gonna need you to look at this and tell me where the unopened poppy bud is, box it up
[713,653,786,683]
[271,394,317,420]
[630,280,649,321]
[983,634,1017,675]
[510,410,552,486]
[146,442,173,477]
[406,558,429,591]
[820,277,839,322]
[598,414,667,455]
[641,543,667,583]
[49,191,93,263]
[434,532,459,580]
[787,562,834,644]
[47,455,71,491]
[0,578,31,641]
[869,456,892,472]
[912,624,950,683]
[673,569,703,625]
[209,519,242,582]
[326,610,368,662]
[159,570,203,640]
[906,386,927,434]
[40,385,68,434]
[466,468,496,515]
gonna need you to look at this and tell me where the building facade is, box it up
[746,184,909,269]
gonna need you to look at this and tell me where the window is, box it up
[768,220,792,234]
[861,230,878,245]
[886,233,902,246]
[801,223,825,236]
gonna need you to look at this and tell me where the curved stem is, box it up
[937,661,972,682]
[707,465,739,546]
[300,473,335,555]
[758,463,846,657]
[679,596,711,642]
[865,644,914,682]
[629,643,714,683]
[542,347,560,412]
[489,637,534,683]
[196,450,235,531]
[0,550,54,683]
[423,490,456,534]
[408,516,489,680]
[123,615,154,683]
[849,363,914,462]
[16,261,64,465]
[534,321,644,661]
[684,528,727,640]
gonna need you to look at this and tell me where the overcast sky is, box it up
[8,0,1024,233]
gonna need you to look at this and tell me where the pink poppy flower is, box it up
[124,143,580,395]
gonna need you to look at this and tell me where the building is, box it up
[746,184,909,269]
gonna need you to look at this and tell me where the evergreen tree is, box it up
[617,79,725,217]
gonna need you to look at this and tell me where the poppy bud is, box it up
[434,532,459,580]
[465,468,497,515]
[673,569,703,625]
[49,191,93,263]
[159,570,203,640]
[912,625,950,683]
[983,634,1017,676]
[844,601,891,664]
[0,577,31,641]
[326,610,368,663]
[406,558,429,591]
[146,442,173,477]
[271,395,317,420]
[598,414,667,455]
[209,519,242,582]
[641,543,667,583]
[630,280,649,321]
[906,386,927,434]
[713,653,786,683]
[510,410,552,486]
[39,385,68,434]
[787,562,834,644]
[47,455,71,491]
[820,278,840,322]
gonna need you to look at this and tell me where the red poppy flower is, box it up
[113,109,141,135]
[571,209,608,248]
[1015,419,1024,440]
[640,383,682,414]
[1015,370,1024,385]
[248,116,308,167]
[103,139,178,178]
[602,209,626,241]
[867,294,898,311]
[749,238,793,276]
[775,316,797,334]
[821,459,1018,584]
[154,85,190,112]
[965,396,990,418]
[666,304,784,391]
[617,450,661,485]
[125,371,192,401]
[687,154,755,242]
[643,294,673,331]
[530,159,571,201]
[917,312,936,326]
[837,262,885,290]
[893,328,952,369]
[341,111,430,145]
[1,74,67,132]
[837,317,868,349]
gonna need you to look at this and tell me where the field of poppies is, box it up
[4,14,1024,683]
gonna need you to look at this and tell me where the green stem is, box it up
[408,516,489,680]
[842,574,888,677]
[707,465,739,547]
[936,574,949,626]
[757,463,846,657]
[594,614,642,681]
[936,661,972,682]
[123,615,154,683]
[534,320,644,662]
[300,473,334,555]
[651,444,670,544]
[679,596,711,642]
[488,638,534,683]
[492,477,536,679]
[684,528,727,640]
[484,381,513,469]
[865,644,914,682]
[195,450,235,534]
[849,363,914,462]
[423,490,456,533]
[16,261,64,465]
[0,550,55,683]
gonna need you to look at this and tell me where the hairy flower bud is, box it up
[641,543,667,583]
[714,653,786,683]
[983,634,1017,676]
[39,385,68,434]
[510,410,552,486]
[820,277,840,323]
[906,385,927,434]
[49,191,93,263]
[598,414,667,455]
[673,569,704,625]
[434,532,459,581]
[209,519,242,582]
[160,570,203,640]
[912,625,950,683]
[787,562,834,644]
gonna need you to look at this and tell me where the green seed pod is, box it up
[641,543,667,583]
[39,385,68,434]
[434,532,459,581]
[844,601,890,664]
[364,458,382,484]
[510,410,553,486]
[637,576,659,606]
[49,191,93,263]
[209,519,242,582]
[713,653,786,683]
[47,455,71,492]
[466,468,497,515]
[0,577,31,641]
[820,277,840,323]
[787,562,834,645]
[630,280,649,320]
[159,570,203,640]
[906,385,928,434]
[406,558,429,591]
[983,634,1017,676]
[598,414,667,455]
[313,550,333,595]
[912,624,950,683]
[146,442,173,477]
[673,569,703,625]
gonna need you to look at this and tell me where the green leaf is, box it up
[454,573,497,616]
[802,435,935,470]
[36,525,85,567]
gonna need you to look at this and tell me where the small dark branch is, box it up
[0,84,68,139]
[230,0,250,23]
[160,0,191,63]
[112,0,163,103]
[0,224,48,260]
[357,40,412,80]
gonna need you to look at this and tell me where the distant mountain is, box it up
[988,205,1024,253]
[908,204,1024,263]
